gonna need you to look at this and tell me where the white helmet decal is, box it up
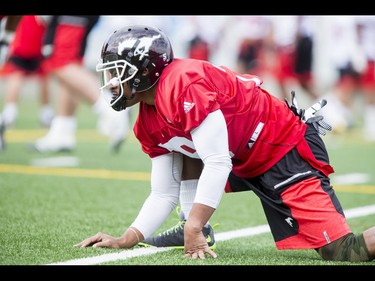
[118,34,161,61]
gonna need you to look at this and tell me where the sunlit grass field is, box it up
[1,79,375,268]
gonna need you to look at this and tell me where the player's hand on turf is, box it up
[183,223,217,259]
[74,232,122,248]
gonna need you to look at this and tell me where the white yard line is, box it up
[48,204,375,265]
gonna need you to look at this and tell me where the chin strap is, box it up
[129,78,139,100]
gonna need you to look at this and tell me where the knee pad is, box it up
[316,233,373,262]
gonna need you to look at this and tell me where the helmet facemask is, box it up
[96,54,138,111]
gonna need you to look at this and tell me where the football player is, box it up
[75,25,375,262]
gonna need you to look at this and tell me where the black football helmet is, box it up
[96,25,174,111]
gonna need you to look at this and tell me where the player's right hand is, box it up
[183,223,218,259]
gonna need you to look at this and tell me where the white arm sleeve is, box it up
[130,153,182,239]
[191,109,233,209]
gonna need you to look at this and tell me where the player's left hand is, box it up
[74,232,123,248]
[183,223,217,259]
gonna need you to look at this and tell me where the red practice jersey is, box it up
[134,58,307,179]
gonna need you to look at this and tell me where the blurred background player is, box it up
[232,16,319,105]
[0,15,21,150]
[0,15,46,150]
[319,16,367,134]
[0,15,54,130]
[187,35,210,61]
[356,16,375,141]
[293,16,319,101]
[265,16,319,102]
[0,15,21,65]
[29,15,131,153]
[235,16,271,76]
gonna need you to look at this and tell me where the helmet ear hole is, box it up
[142,68,149,76]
